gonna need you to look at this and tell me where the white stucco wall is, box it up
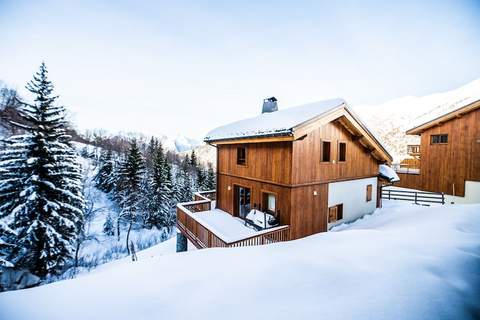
[328,177,377,228]
[445,181,480,204]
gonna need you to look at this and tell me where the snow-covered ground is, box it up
[1,201,479,320]
[69,144,174,274]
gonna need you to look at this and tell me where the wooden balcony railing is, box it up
[177,191,290,249]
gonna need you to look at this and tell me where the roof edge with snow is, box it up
[406,99,480,135]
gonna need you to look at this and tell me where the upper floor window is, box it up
[431,134,448,144]
[338,142,346,162]
[321,141,331,162]
[237,146,246,165]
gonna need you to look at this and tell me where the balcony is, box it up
[177,190,290,249]
[407,144,420,157]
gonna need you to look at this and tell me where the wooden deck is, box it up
[177,191,291,249]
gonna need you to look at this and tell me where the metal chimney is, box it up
[262,97,278,114]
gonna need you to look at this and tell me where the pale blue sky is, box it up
[1,0,479,139]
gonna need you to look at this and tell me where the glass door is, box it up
[235,186,251,219]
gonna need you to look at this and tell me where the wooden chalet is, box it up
[176,98,394,250]
[395,99,480,203]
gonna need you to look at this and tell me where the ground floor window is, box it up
[328,204,343,223]
[262,192,277,215]
[366,184,372,202]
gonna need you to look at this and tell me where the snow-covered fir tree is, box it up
[94,149,115,193]
[103,214,115,236]
[176,156,193,202]
[196,167,207,191]
[143,143,167,228]
[190,150,198,168]
[118,140,145,252]
[0,62,85,278]
[0,219,15,268]
[205,163,216,190]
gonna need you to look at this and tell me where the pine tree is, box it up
[145,136,158,171]
[190,150,198,168]
[103,214,115,236]
[144,144,166,228]
[196,167,206,191]
[0,219,15,268]
[205,163,216,190]
[0,63,85,278]
[118,140,145,253]
[177,160,193,202]
[95,149,115,193]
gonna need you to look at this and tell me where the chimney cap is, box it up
[262,96,278,114]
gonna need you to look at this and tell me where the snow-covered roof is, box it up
[379,164,400,182]
[205,98,346,142]
[407,98,480,134]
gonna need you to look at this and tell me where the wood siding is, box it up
[396,172,423,191]
[214,118,385,239]
[292,120,379,184]
[217,142,292,185]
[396,108,480,196]
[290,184,328,239]
[216,174,291,227]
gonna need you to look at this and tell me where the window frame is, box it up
[338,141,347,162]
[430,134,448,145]
[236,145,247,166]
[261,191,277,215]
[321,140,332,163]
[328,203,344,223]
[366,184,372,202]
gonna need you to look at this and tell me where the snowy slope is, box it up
[358,78,480,161]
[1,201,479,320]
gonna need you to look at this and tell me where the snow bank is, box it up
[1,201,479,320]
[379,164,400,182]
[205,98,345,141]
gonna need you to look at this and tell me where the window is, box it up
[321,141,331,162]
[338,142,346,162]
[366,184,372,202]
[431,134,448,144]
[328,204,343,223]
[262,192,276,214]
[237,146,246,165]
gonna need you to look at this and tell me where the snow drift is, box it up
[0,201,479,320]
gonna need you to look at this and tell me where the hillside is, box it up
[1,201,479,320]
[358,78,480,161]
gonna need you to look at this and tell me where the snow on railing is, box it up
[176,191,290,249]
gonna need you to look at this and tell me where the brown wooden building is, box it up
[395,99,480,203]
[201,98,393,240]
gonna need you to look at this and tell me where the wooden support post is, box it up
[176,232,188,252]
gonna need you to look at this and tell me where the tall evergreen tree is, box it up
[94,149,115,193]
[196,167,206,191]
[0,63,85,278]
[190,150,198,169]
[145,136,158,171]
[144,143,171,228]
[177,158,193,202]
[205,162,216,190]
[118,140,145,253]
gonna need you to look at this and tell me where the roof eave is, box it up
[204,130,294,144]
[406,99,480,135]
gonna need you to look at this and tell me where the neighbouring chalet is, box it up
[396,99,480,203]
[176,98,395,250]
